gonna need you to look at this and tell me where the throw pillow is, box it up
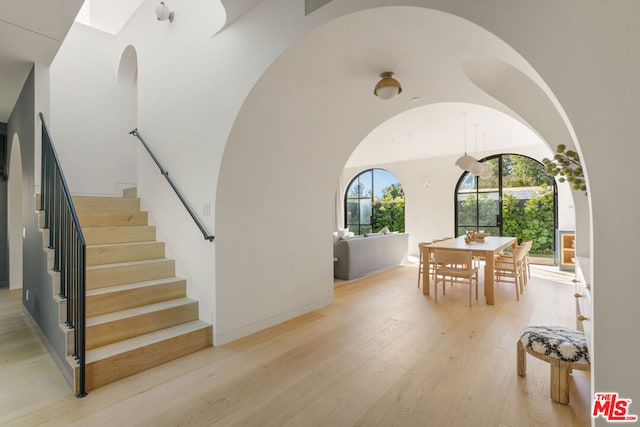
[336,227,349,238]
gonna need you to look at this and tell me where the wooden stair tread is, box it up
[78,211,148,227]
[87,241,162,249]
[72,195,140,208]
[86,241,165,266]
[86,258,172,271]
[86,320,211,363]
[86,277,186,297]
[79,209,145,215]
[87,297,194,326]
[83,225,155,232]
[83,225,156,245]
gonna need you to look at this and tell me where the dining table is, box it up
[422,235,517,305]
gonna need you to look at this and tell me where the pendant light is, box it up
[469,124,482,176]
[455,113,476,171]
[477,133,492,178]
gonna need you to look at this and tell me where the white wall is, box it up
[50,22,136,196]
[112,0,231,325]
[46,0,640,412]
[214,1,640,414]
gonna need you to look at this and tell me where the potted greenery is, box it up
[542,144,587,194]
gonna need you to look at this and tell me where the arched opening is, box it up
[117,44,138,129]
[215,6,583,345]
[8,133,23,289]
[117,44,139,193]
[344,168,404,235]
[454,154,557,263]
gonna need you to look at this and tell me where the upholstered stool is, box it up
[517,326,590,404]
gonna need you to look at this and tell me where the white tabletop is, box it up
[429,236,516,252]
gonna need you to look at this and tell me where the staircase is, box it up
[42,190,212,393]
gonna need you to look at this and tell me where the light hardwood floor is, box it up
[1,265,590,426]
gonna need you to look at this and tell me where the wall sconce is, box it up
[156,1,174,22]
[373,72,402,100]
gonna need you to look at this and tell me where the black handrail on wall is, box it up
[129,129,215,241]
[39,112,87,398]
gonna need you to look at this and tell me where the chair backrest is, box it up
[520,240,533,254]
[514,247,526,262]
[418,242,432,262]
[434,248,473,267]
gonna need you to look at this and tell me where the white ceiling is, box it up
[253,6,556,169]
[0,0,84,121]
[348,102,546,168]
[1,2,555,170]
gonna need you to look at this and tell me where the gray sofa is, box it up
[333,232,409,280]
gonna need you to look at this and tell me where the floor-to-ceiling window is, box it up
[345,168,404,235]
[455,154,557,260]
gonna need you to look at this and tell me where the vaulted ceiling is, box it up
[1,1,552,166]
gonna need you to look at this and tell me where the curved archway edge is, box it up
[8,133,23,290]
[214,4,589,346]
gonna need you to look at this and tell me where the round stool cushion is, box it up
[520,326,590,364]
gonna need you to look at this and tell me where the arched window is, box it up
[455,154,557,259]
[345,169,404,235]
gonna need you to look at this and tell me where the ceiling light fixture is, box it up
[455,113,476,171]
[468,124,492,178]
[374,72,402,100]
[156,1,174,22]
[477,133,492,178]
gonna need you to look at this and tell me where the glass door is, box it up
[455,154,557,261]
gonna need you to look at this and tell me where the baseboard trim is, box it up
[22,308,74,391]
[213,295,333,346]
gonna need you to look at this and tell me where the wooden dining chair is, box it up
[497,240,532,286]
[433,249,479,306]
[521,240,533,282]
[417,242,429,288]
[494,247,526,300]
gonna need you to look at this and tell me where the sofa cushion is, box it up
[333,232,408,280]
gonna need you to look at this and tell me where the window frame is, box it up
[344,168,404,235]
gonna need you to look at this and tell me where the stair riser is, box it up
[83,226,156,245]
[79,211,148,227]
[82,325,212,391]
[122,187,137,198]
[87,261,175,289]
[86,281,186,317]
[87,242,165,266]
[72,196,140,212]
[86,302,199,350]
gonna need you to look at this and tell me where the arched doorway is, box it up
[455,154,557,261]
[214,6,583,345]
[8,133,23,289]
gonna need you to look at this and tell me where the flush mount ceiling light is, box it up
[373,72,402,100]
[156,1,174,22]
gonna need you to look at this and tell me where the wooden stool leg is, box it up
[550,360,570,404]
[517,341,526,377]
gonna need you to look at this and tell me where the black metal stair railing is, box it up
[129,128,214,241]
[39,112,87,397]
